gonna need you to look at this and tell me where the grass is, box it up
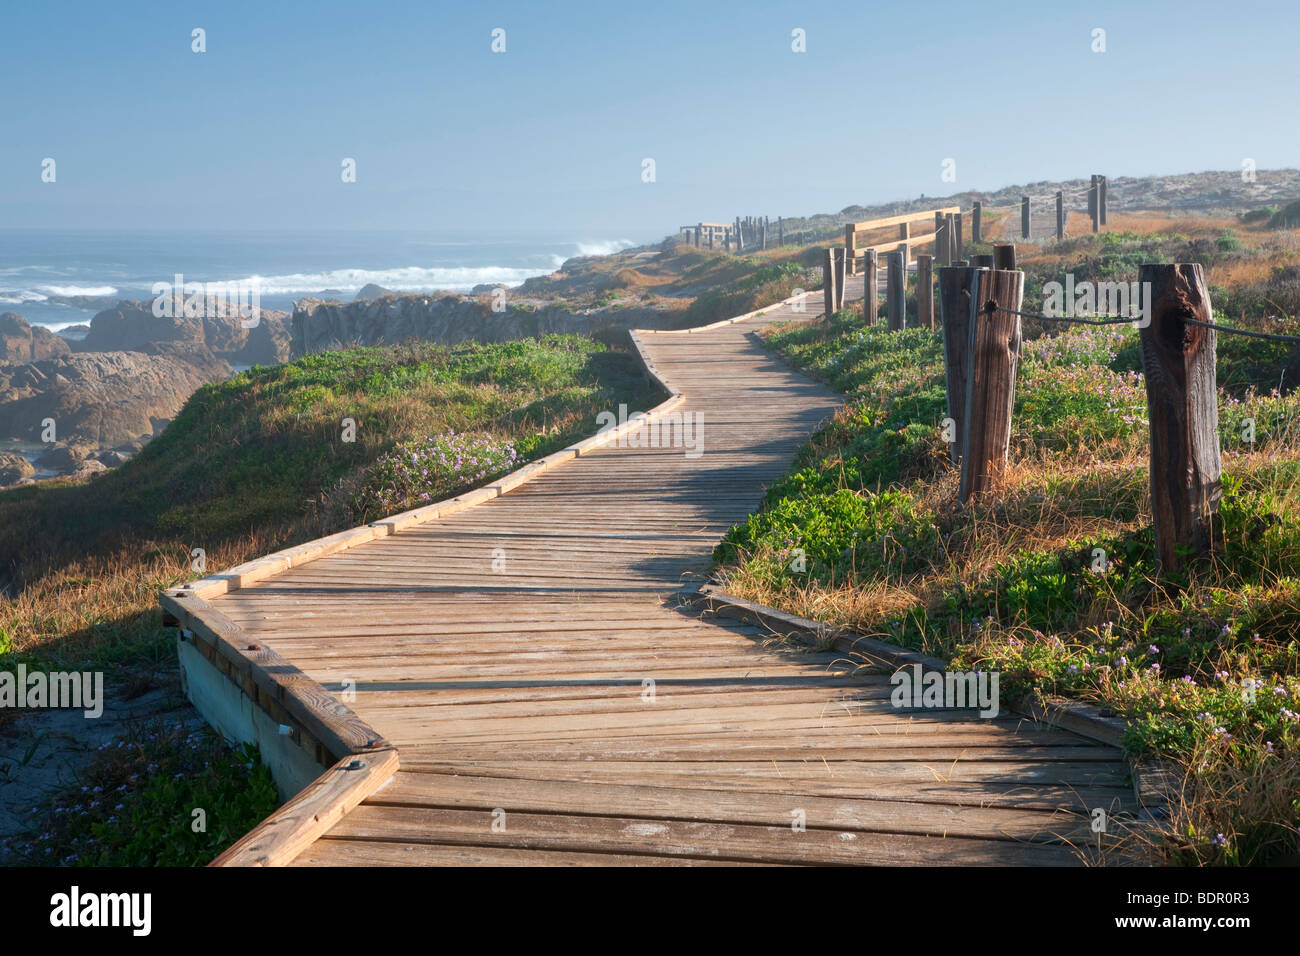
[714,222,1300,866]
[0,334,657,864]
[0,724,278,867]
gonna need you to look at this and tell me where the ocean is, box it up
[0,230,642,332]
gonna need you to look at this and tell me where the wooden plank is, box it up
[212,749,399,866]
[371,772,1097,844]
[315,804,1084,866]
[849,205,960,234]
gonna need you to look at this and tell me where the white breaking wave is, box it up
[234,265,549,296]
[0,290,49,303]
[573,239,637,257]
[37,284,119,297]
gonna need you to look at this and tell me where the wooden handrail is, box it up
[848,206,961,236]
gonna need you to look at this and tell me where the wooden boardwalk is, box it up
[194,290,1135,866]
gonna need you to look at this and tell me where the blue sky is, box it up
[2,0,1295,241]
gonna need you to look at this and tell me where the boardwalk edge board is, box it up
[686,583,1169,814]
[211,749,400,867]
[162,290,812,866]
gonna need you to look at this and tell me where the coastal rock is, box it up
[0,452,34,486]
[74,301,291,366]
[71,458,108,480]
[36,442,92,471]
[0,313,71,363]
[94,449,132,467]
[0,346,232,450]
[354,283,396,301]
[290,293,675,359]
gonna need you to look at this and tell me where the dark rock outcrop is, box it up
[0,345,231,449]
[354,283,395,301]
[74,300,291,365]
[291,293,677,358]
[0,313,71,363]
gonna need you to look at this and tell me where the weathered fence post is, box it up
[992,243,1017,271]
[972,201,982,243]
[945,213,956,264]
[1139,263,1222,572]
[845,224,857,276]
[972,254,994,268]
[1089,176,1100,233]
[938,266,978,463]
[960,268,1024,501]
[1020,197,1030,239]
[836,246,848,310]
[822,248,838,316]
[735,217,743,251]
[1099,176,1108,226]
[864,249,879,325]
[724,228,731,252]
[887,250,906,331]
[778,217,784,245]
[1056,190,1064,240]
[760,219,767,250]
[954,212,963,261]
[935,212,949,266]
[917,253,934,330]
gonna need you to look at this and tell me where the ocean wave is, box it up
[572,239,637,257]
[37,284,119,297]
[0,290,49,303]
[233,265,550,295]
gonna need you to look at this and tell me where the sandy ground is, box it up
[0,668,204,846]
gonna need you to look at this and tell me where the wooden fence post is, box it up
[944,214,956,264]
[959,267,1024,501]
[761,219,767,250]
[1139,263,1222,572]
[836,246,848,310]
[992,243,1017,271]
[822,248,836,317]
[1056,190,1064,240]
[724,229,731,252]
[778,217,784,245]
[917,254,934,330]
[1090,176,1099,233]
[864,249,879,325]
[1020,197,1030,239]
[938,266,977,463]
[735,217,743,251]
[935,212,949,266]
[954,212,963,261]
[1099,176,1108,226]
[845,224,857,276]
[887,250,906,331]
[972,254,994,268]
[972,201,982,243]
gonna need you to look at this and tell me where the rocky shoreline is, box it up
[0,303,291,487]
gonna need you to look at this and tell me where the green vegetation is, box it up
[0,726,278,867]
[716,224,1300,866]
